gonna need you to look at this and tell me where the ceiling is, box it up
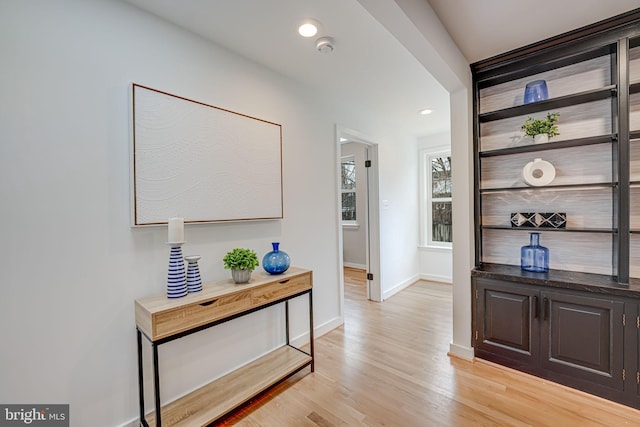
[428,0,640,64]
[121,0,640,138]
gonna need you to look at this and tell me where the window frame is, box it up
[421,149,452,249]
[340,155,358,226]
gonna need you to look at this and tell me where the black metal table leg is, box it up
[137,329,148,427]
[153,343,161,426]
[309,291,315,372]
[285,300,290,346]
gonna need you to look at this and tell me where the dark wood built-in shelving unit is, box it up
[472,8,640,411]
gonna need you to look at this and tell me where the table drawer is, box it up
[153,291,251,339]
[251,272,312,307]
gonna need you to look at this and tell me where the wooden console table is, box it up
[135,267,314,426]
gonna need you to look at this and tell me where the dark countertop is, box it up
[472,263,640,299]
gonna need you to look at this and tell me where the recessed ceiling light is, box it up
[298,20,319,37]
[419,109,433,115]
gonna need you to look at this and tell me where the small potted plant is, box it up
[223,248,259,284]
[521,112,559,143]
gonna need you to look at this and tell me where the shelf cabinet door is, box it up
[540,290,624,390]
[474,278,540,365]
[632,303,640,400]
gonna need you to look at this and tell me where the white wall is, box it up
[0,1,434,425]
[341,142,367,268]
[377,136,422,299]
[359,0,475,358]
[0,1,346,425]
[418,132,453,283]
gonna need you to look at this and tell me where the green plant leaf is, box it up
[222,248,259,271]
[521,112,560,138]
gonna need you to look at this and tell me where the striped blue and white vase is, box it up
[167,243,187,298]
[185,255,202,293]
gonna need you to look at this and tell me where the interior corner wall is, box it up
[0,1,342,425]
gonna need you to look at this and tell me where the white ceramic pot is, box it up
[231,269,252,284]
[533,134,548,144]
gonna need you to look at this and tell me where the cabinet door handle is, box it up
[199,299,218,307]
[543,297,549,320]
[533,296,539,319]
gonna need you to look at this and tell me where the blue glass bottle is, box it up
[521,232,549,272]
[523,80,549,104]
[262,242,290,274]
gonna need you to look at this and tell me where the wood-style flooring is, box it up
[217,268,640,426]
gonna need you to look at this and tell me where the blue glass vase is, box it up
[262,242,290,274]
[523,80,549,104]
[521,232,549,273]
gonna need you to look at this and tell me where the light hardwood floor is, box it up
[217,269,640,426]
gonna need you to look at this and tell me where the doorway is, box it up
[337,126,381,303]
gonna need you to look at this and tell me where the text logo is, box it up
[0,405,68,426]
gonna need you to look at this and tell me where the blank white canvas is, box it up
[132,84,283,225]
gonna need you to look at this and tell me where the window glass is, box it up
[423,152,452,246]
[432,201,452,243]
[431,156,451,198]
[341,157,356,222]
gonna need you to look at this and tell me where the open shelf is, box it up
[481,226,616,234]
[476,44,614,87]
[145,346,312,427]
[479,134,616,157]
[479,85,616,123]
[479,182,617,193]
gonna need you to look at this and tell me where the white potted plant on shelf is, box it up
[521,112,560,144]
[223,248,259,284]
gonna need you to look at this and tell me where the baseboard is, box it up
[291,315,343,347]
[343,262,366,270]
[117,418,139,427]
[419,273,452,283]
[448,342,474,360]
[382,274,420,300]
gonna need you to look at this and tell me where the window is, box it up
[341,156,356,223]
[423,152,452,247]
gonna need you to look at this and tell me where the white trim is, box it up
[343,262,366,270]
[448,342,475,361]
[420,273,452,284]
[291,315,343,348]
[340,154,357,222]
[418,245,452,253]
[382,274,420,300]
[342,222,360,229]
[420,148,452,248]
[118,419,139,427]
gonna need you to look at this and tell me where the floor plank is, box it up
[216,272,640,426]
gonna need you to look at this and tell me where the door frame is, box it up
[336,125,382,304]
